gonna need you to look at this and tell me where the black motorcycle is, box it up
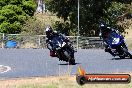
[51,35,75,65]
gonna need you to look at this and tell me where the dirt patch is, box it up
[20,42,38,49]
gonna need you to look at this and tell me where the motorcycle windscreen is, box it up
[106,32,121,47]
[52,36,65,49]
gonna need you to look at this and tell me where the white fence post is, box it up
[77,36,79,49]
[38,35,41,48]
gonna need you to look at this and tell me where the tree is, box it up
[46,0,77,36]
[0,0,37,34]
[46,0,112,36]
[46,0,132,36]
[21,17,45,35]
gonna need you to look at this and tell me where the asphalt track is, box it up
[0,49,132,79]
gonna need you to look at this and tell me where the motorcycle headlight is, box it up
[58,42,61,47]
[58,42,66,47]
[61,42,66,47]
[112,38,120,44]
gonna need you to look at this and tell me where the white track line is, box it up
[0,65,11,73]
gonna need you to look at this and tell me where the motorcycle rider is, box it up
[45,26,72,57]
[99,22,119,56]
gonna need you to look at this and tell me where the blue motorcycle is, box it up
[104,31,132,59]
[51,35,75,65]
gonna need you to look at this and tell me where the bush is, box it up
[0,0,37,34]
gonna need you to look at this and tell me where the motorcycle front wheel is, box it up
[64,50,75,65]
[69,58,75,65]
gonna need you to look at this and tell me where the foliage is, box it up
[0,0,37,34]
[53,21,73,36]
[21,17,44,35]
[45,0,77,36]
[106,2,132,33]
[46,0,132,36]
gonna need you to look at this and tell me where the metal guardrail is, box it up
[0,33,132,49]
[0,33,106,49]
[78,37,104,49]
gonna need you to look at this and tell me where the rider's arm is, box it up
[46,38,53,51]
[99,30,102,39]
[46,37,49,43]
[109,26,119,34]
[61,33,71,42]
[47,43,53,51]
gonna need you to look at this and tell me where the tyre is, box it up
[69,58,75,65]
[63,49,75,64]
[130,55,132,59]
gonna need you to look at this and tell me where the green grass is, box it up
[17,83,132,88]
[13,77,132,88]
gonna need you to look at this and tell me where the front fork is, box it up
[56,48,70,62]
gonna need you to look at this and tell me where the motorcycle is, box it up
[103,31,132,59]
[51,35,75,65]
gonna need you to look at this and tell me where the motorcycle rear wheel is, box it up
[118,45,132,59]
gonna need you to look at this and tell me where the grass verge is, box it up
[0,74,132,88]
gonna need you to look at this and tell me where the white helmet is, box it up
[45,26,53,36]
